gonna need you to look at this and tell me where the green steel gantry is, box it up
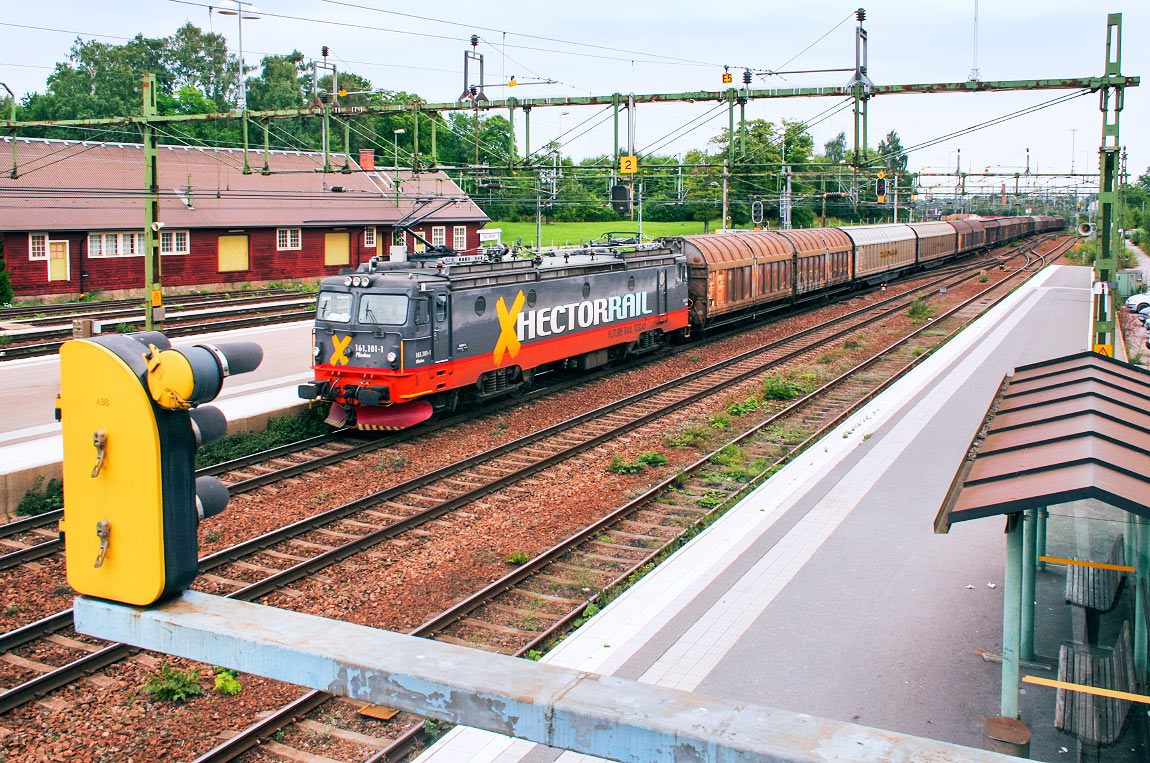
[0,14,1137,331]
[1091,13,1126,356]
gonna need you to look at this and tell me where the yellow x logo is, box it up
[329,334,352,366]
[493,291,525,366]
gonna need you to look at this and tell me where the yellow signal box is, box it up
[722,72,733,84]
[619,155,638,174]
[58,333,262,605]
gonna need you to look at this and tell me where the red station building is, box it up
[0,137,490,298]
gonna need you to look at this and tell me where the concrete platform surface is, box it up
[416,265,1147,762]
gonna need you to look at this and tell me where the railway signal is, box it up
[876,171,887,203]
[57,332,262,605]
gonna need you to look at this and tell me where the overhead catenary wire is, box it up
[167,0,717,68]
[321,0,729,68]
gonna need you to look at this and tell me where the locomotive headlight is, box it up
[386,351,397,363]
[312,345,320,357]
[343,276,353,286]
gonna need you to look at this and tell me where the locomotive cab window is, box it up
[435,294,448,321]
[414,296,430,325]
[358,294,408,325]
[316,292,351,323]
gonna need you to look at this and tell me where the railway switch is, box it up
[57,333,262,606]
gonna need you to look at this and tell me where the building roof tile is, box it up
[0,137,488,232]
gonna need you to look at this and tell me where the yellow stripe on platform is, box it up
[1037,556,1134,573]
[1022,676,1150,704]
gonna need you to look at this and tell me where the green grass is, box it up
[16,477,63,516]
[491,220,719,248]
[143,665,205,702]
[194,406,330,468]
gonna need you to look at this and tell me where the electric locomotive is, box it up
[299,244,690,430]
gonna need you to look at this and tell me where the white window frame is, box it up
[392,228,404,246]
[277,227,301,251]
[160,229,190,255]
[28,233,48,260]
[88,232,146,258]
[431,226,446,247]
[453,225,467,251]
[364,226,376,248]
[122,232,146,256]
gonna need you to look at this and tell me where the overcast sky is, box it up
[2,1,1145,197]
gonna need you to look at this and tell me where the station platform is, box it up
[416,264,1146,762]
[0,321,314,516]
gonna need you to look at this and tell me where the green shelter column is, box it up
[1001,514,1023,719]
[1135,517,1149,684]
[1037,508,1048,570]
[1021,510,1037,662]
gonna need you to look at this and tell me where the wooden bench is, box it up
[1064,534,1125,645]
[1055,620,1136,750]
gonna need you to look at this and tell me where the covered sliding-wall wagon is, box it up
[673,232,794,327]
[777,228,853,295]
[982,219,1005,246]
[949,220,986,254]
[843,224,916,280]
[908,222,957,264]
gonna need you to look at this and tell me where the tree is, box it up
[245,51,309,111]
[0,239,12,305]
[823,132,847,165]
[876,130,907,175]
[165,23,236,108]
[20,34,168,127]
[1139,167,1150,193]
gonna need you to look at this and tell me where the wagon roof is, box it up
[839,223,915,245]
[0,137,488,233]
[776,227,852,254]
[673,231,794,263]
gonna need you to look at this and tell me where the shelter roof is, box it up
[935,351,1150,532]
[0,137,487,232]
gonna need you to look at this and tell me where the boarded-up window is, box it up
[325,232,350,266]
[218,235,249,272]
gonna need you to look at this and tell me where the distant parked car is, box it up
[1127,293,1150,311]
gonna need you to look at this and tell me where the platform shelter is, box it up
[937,351,1150,754]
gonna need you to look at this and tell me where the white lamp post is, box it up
[393,128,406,169]
[218,1,260,111]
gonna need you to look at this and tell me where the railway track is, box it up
[0,239,1068,758]
[0,244,1031,576]
[0,288,297,322]
[0,237,1046,366]
[0,304,317,361]
[189,235,1074,763]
